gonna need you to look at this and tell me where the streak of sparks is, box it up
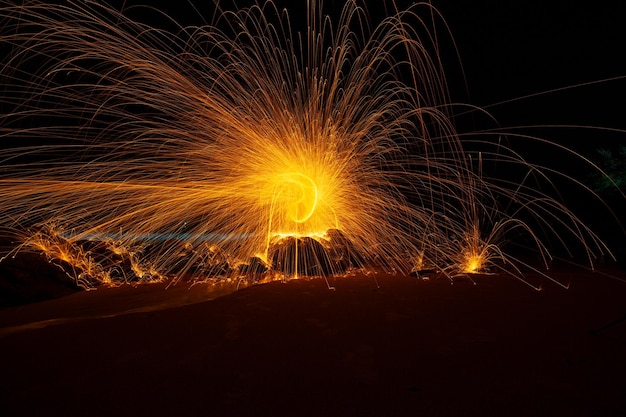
[0,1,620,289]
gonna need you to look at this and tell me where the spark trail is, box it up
[0,1,619,289]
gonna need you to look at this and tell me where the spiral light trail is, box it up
[0,1,618,290]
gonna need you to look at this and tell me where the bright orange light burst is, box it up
[463,254,483,274]
[0,0,620,289]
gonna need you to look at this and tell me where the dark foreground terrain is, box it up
[1,267,625,417]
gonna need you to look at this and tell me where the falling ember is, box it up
[0,1,622,289]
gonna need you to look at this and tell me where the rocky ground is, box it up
[1,263,625,416]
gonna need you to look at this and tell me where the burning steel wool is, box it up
[0,1,621,290]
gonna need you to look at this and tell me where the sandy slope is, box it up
[1,269,625,417]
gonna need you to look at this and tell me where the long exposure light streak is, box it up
[0,0,621,290]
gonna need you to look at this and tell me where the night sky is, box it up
[136,0,626,147]
[434,0,626,151]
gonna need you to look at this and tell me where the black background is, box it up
[120,0,626,149]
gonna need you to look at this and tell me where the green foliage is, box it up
[593,146,626,192]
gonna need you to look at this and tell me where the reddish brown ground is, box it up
[1,267,625,417]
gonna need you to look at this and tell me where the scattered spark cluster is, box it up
[0,1,619,290]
